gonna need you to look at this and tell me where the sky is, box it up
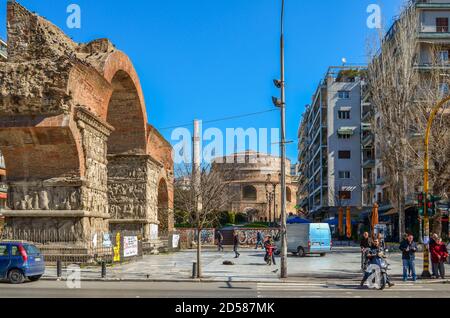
[0,0,405,162]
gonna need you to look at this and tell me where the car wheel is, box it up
[320,253,326,257]
[8,269,25,284]
[274,250,281,256]
[28,275,42,282]
[297,247,305,257]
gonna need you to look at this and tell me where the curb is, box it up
[41,276,450,285]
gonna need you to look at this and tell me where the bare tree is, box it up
[173,163,236,278]
[367,2,450,240]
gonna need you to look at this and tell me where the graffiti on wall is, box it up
[236,228,280,246]
[175,228,216,248]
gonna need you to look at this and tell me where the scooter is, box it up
[264,245,277,266]
[362,249,391,290]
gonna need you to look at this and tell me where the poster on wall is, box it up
[172,234,180,248]
[123,236,138,258]
[103,233,112,248]
[150,224,158,240]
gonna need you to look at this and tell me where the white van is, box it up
[276,223,332,257]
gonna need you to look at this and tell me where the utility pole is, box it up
[192,119,202,278]
[422,95,450,278]
[272,0,288,279]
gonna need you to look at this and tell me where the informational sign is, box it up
[103,233,112,248]
[172,234,180,248]
[123,236,138,258]
[150,224,158,241]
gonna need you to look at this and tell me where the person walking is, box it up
[264,235,276,265]
[430,237,448,279]
[216,230,224,252]
[430,233,439,277]
[360,232,371,271]
[255,231,264,249]
[233,233,240,258]
[399,234,418,282]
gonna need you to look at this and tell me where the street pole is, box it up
[279,0,288,279]
[422,95,450,278]
[192,119,202,278]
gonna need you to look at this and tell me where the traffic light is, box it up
[428,195,442,217]
[418,192,425,216]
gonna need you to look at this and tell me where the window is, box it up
[338,133,351,140]
[338,151,351,159]
[439,82,449,96]
[0,245,8,256]
[438,50,449,63]
[338,171,351,179]
[243,185,257,201]
[11,245,20,256]
[338,91,350,99]
[286,187,292,202]
[338,110,350,119]
[437,18,449,33]
[377,192,382,203]
[339,191,352,200]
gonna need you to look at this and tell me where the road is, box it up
[1,280,450,298]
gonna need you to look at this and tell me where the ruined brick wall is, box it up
[0,1,174,242]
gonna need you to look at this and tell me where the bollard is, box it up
[192,262,197,278]
[56,260,62,279]
[101,261,106,278]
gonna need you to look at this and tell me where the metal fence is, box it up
[1,228,114,265]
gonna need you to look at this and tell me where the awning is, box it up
[338,127,357,135]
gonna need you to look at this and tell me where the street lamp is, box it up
[272,0,288,279]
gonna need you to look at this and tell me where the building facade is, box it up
[297,66,366,221]
[213,151,298,222]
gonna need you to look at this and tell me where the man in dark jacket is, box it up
[399,234,418,281]
[216,230,224,252]
[233,233,240,258]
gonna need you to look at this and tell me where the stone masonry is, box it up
[0,1,173,242]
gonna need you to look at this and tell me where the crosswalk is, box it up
[256,281,434,297]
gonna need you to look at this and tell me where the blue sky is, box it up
[0,0,405,162]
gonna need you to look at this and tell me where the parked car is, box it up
[0,241,45,284]
[276,223,332,257]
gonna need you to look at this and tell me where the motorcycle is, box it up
[362,249,391,290]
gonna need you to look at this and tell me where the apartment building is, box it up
[360,0,450,239]
[297,66,366,221]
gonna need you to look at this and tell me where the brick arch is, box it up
[157,178,170,236]
[101,52,148,155]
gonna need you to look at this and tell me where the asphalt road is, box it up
[1,280,450,298]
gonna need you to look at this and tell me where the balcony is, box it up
[376,177,386,186]
[362,159,375,168]
[416,1,450,10]
[362,133,374,147]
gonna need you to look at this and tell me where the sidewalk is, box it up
[43,247,449,284]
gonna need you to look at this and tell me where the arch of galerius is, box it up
[0,1,174,243]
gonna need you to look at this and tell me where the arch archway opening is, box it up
[157,178,169,238]
[242,185,257,201]
[106,70,147,155]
